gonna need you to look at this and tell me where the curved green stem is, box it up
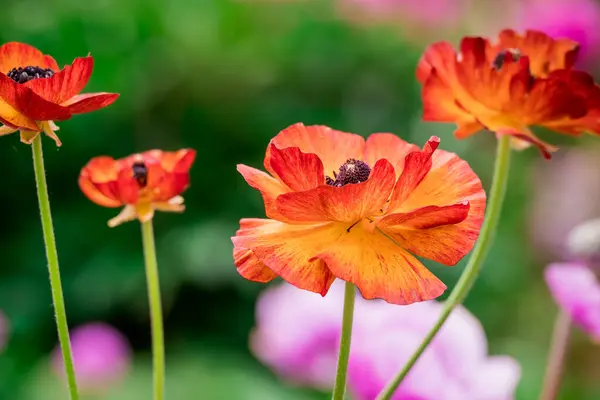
[141,220,165,400]
[375,135,512,400]
[539,311,572,400]
[331,281,356,400]
[31,136,79,400]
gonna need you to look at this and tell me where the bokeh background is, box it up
[1,0,600,398]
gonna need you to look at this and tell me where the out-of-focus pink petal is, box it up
[469,356,522,399]
[251,282,345,389]
[545,262,600,339]
[52,322,131,394]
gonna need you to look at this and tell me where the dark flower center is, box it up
[492,48,522,71]
[326,158,371,187]
[132,161,148,188]
[7,65,55,84]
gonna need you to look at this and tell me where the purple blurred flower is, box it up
[513,0,600,64]
[52,322,131,394]
[251,282,520,399]
[545,262,600,341]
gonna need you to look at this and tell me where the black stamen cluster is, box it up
[492,48,522,71]
[132,161,148,188]
[7,66,55,84]
[326,158,371,187]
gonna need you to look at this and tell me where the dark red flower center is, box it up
[326,158,371,187]
[132,161,148,188]
[492,48,522,71]
[7,65,55,84]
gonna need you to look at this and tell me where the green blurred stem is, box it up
[375,134,512,400]
[331,281,356,400]
[539,311,572,400]
[141,220,165,400]
[31,136,80,400]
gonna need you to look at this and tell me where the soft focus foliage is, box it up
[0,0,600,399]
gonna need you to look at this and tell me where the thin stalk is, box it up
[31,135,79,399]
[376,135,512,400]
[539,311,572,400]
[331,281,356,400]
[141,220,165,400]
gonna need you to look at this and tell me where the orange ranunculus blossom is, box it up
[79,149,196,227]
[0,42,119,146]
[417,29,600,159]
[231,123,486,305]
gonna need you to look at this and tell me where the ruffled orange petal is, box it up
[237,164,290,220]
[363,133,419,179]
[79,157,122,207]
[388,136,439,211]
[381,150,485,265]
[234,247,278,283]
[418,41,485,136]
[233,219,279,283]
[494,29,579,77]
[142,148,197,173]
[232,218,336,296]
[0,42,57,73]
[275,159,395,223]
[265,123,365,179]
[541,70,600,136]
[141,150,195,202]
[63,93,119,114]
[268,144,325,191]
[0,73,71,123]
[314,223,446,305]
[25,57,94,104]
[380,203,469,229]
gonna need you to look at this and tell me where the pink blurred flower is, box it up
[251,282,520,399]
[545,262,600,341]
[52,322,131,394]
[513,0,600,64]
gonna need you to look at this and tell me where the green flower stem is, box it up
[539,311,572,400]
[331,281,356,400]
[375,134,512,400]
[31,136,79,400]
[141,220,165,400]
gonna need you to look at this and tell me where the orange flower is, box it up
[232,123,486,305]
[0,42,119,146]
[417,29,600,158]
[79,149,196,227]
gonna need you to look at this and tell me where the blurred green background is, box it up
[1,0,600,398]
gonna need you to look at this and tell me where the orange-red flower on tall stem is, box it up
[417,29,600,158]
[79,149,196,227]
[232,123,486,305]
[0,42,119,146]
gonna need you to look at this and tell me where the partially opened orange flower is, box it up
[232,123,486,305]
[79,149,196,227]
[417,29,600,158]
[0,42,119,145]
